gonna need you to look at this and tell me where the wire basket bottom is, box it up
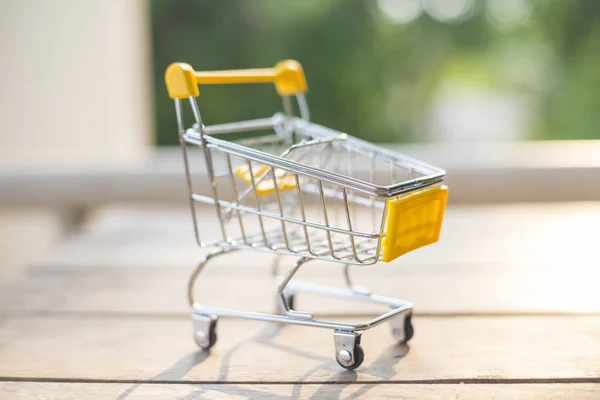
[212,228,381,264]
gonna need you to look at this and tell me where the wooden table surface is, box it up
[1,204,599,399]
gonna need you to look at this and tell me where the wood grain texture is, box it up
[1,204,599,397]
[2,260,599,316]
[2,204,599,315]
[1,314,599,382]
[40,203,600,270]
[1,382,599,400]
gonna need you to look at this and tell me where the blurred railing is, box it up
[1,141,599,209]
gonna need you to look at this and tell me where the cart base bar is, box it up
[191,269,414,370]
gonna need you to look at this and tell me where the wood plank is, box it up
[40,203,600,270]
[1,315,599,382]
[2,259,599,315]
[0,209,61,282]
[2,203,599,315]
[1,382,599,399]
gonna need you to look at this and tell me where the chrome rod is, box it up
[271,166,291,251]
[226,153,247,244]
[247,160,269,246]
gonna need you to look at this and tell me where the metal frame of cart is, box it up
[165,60,448,369]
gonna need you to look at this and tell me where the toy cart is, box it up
[165,60,448,369]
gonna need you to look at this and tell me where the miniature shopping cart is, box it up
[165,60,448,369]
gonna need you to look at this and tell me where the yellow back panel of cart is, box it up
[382,185,448,263]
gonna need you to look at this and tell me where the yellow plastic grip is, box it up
[165,60,308,99]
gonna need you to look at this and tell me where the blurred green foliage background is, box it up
[151,0,600,145]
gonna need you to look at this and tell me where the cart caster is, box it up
[334,330,364,370]
[193,314,218,350]
[389,311,414,344]
[275,292,295,315]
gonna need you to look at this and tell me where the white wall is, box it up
[0,0,152,279]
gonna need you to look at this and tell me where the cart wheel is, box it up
[336,344,365,370]
[389,311,414,344]
[276,293,295,315]
[402,313,414,344]
[286,294,295,310]
[334,331,364,370]
[194,318,217,350]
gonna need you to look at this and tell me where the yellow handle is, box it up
[165,60,307,99]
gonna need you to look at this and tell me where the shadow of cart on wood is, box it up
[116,321,409,399]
